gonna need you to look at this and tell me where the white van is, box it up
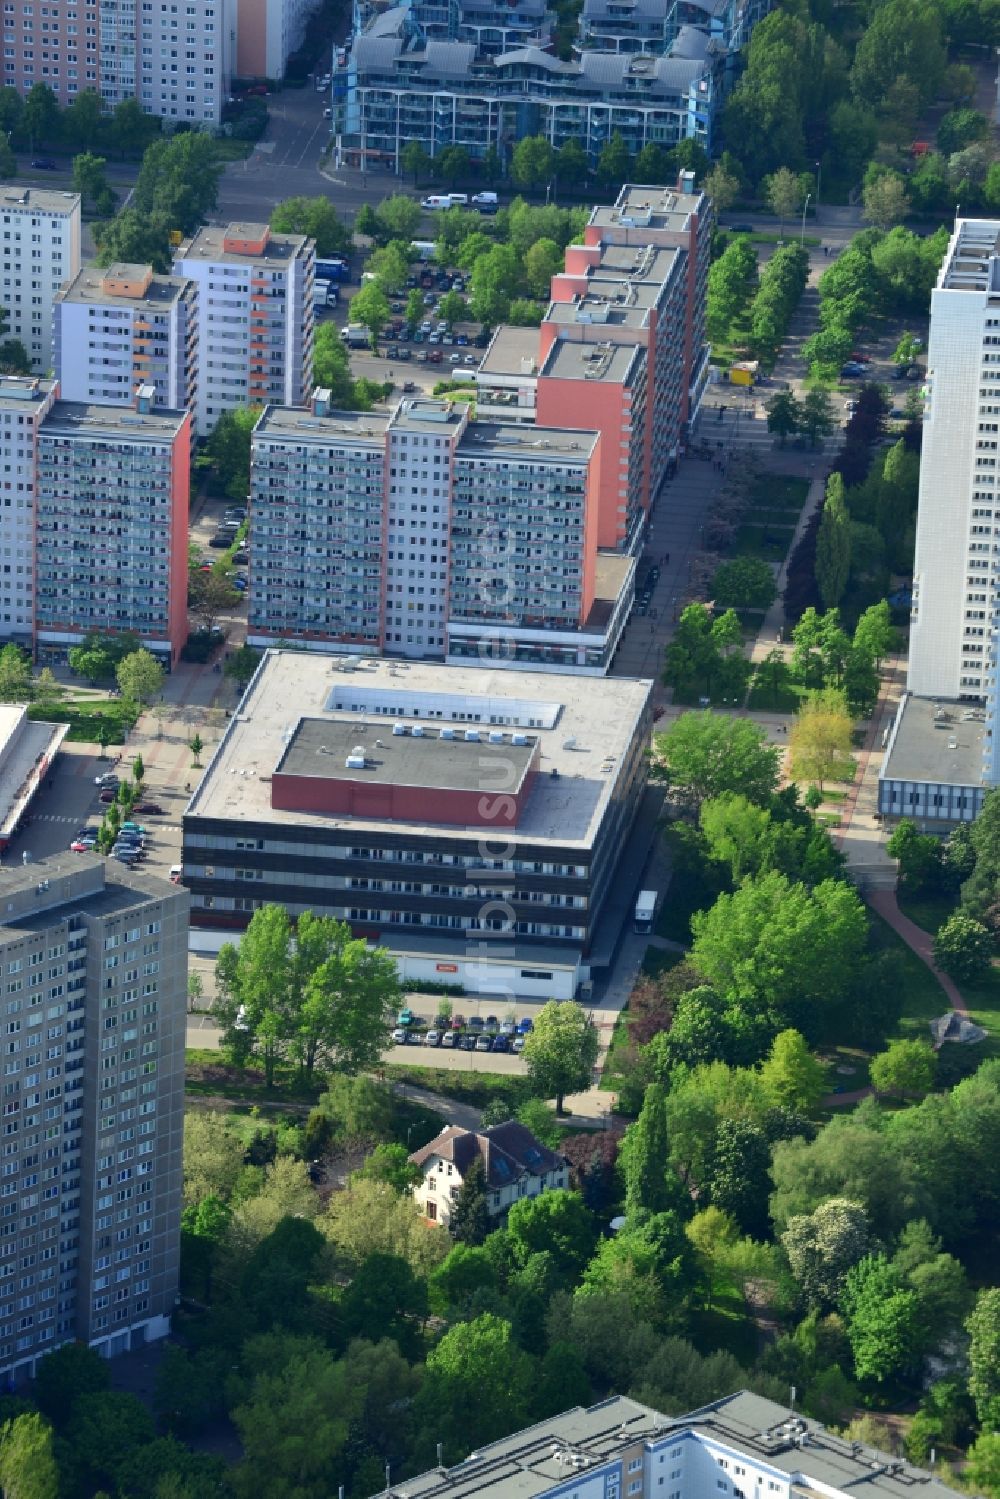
[447,192,468,206]
[421,195,453,211]
[472,191,498,207]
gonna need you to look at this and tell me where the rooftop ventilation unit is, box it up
[440,726,455,739]
[412,724,425,737]
[392,722,408,735]
[464,728,480,741]
[346,747,366,769]
[488,730,504,743]
[512,732,528,746]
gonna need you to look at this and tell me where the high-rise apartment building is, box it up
[235,0,315,79]
[0,0,99,107]
[0,854,188,1378]
[246,393,627,672]
[98,0,234,125]
[0,376,57,646]
[173,222,314,435]
[34,387,191,664]
[54,263,198,413]
[0,187,81,374]
[908,218,1000,704]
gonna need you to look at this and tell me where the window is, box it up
[425,1200,437,1220]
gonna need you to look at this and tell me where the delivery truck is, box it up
[634,890,657,934]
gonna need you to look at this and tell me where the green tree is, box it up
[65,1391,156,1496]
[188,567,238,632]
[224,645,262,691]
[205,406,258,501]
[781,1198,871,1309]
[110,97,154,157]
[72,150,113,209]
[705,163,741,213]
[376,193,422,241]
[521,1000,599,1113]
[755,648,792,710]
[966,1432,1000,1499]
[933,912,992,983]
[704,1118,772,1238]
[62,86,103,151]
[759,1029,827,1112]
[366,239,410,294]
[0,643,31,701]
[215,904,295,1083]
[437,288,467,328]
[429,1241,497,1314]
[766,389,801,445]
[132,132,222,234]
[523,236,563,299]
[339,1250,427,1347]
[405,287,425,329]
[511,135,553,192]
[293,912,398,1077]
[448,1156,490,1245]
[690,871,868,1039]
[556,139,588,190]
[842,1253,922,1383]
[656,710,779,807]
[711,555,777,611]
[816,472,852,607]
[507,1190,596,1281]
[350,280,391,345]
[789,689,853,791]
[597,131,631,189]
[0,87,23,142]
[870,1039,937,1100]
[469,242,520,325]
[95,206,172,272]
[312,322,361,408]
[862,173,911,231]
[620,1083,674,1215]
[231,1340,361,1499]
[765,166,802,234]
[0,136,15,182]
[800,387,835,448]
[634,142,671,183]
[400,140,432,185]
[0,1413,58,1499]
[188,731,204,767]
[116,648,165,709]
[708,234,758,342]
[853,601,895,668]
[968,1289,1000,1429]
[21,82,58,148]
[685,1206,738,1309]
[414,1314,531,1461]
[851,0,946,108]
[436,145,470,186]
[269,199,352,257]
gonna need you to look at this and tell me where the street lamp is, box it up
[800,193,812,245]
[814,160,821,222]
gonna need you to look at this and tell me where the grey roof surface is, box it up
[0,185,80,216]
[477,324,542,377]
[457,421,598,459]
[175,223,310,268]
[187,652,652,848]
[594,552,633,602]
[58,265,192,310]
[355,33,404,66]
[0,852,181,931]
[494,45,576,70]
[590,181,707,234]
[389,1391,963,1499]
[409,1121,565,1186]
[389,396,468,433]
[421,38,477,71]
[540,337,642,384]
[40,399,188,440]
[881,694,986,787]
[672,23,711,56]
[254,403,391,444]
[0,376,55,410]
[583,0,669,20]
[368,5,407,34]
[275,716,536,795]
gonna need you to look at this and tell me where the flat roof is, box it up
[58,265,192,309]
[0,185,80,216]
[40,399,188,439]
[594,552,632,601]
[539,338,642,384]
[389,396,468,433]
[478,325,542,378]
[457,421,598,460]
[392,1392,961,1499]
[176,224,309,266]
[590,181,704,234]
[188,652,652,848]
[882,694,987,787]
[938,218,1000,292]
[0,852,182,932]
[0,376,55,410]
[254,403,391,444]
[277,716,536,793]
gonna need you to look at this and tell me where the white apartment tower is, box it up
[908,219,1000,704]
[0,855,188,1378]
[173,222,314,436]
[0,376,56,646]
[0,188,81,374]
[53,263,197,412]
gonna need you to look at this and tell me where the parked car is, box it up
[475,1034,493,1052]
[425,1029,442,1047]
[451,1014,466,1030]
[402,381,417,393]
[455,333,469,346]
[484,1014,499,1030]
[460,1034,477,1050]
[491,1035,509,1052]
[121,821,146,834]
[70,838,94,852]
[512,1035,526,1053]
[398,348,412,362]
[517,1017,533,1033]
[441,1030,458,1048]
[31,158,58,170]
[406,1029,424,1045]
[500,1018,517,1035]
[391,1028,408,1044]
[98,789,116,804]
[428,350,443,363]
[468,1016,484,1032]
[95,771,119,787]
[730,222,755,233]
[397,1007,414,1027]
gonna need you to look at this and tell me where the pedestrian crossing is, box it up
[32,813,182,834]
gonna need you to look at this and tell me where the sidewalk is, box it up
[866,887,964,1014]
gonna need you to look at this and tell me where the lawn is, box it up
[600,1011,635,1093]
[29,696,139,744]
[641,946,684,979]
[734,522,795,562]
[746,670,805,714]
[381,1063,531,1109]
[747,474,810,513]
[688,1276,761,1365]
[866,910,950,1042]
[896,890,957,937]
